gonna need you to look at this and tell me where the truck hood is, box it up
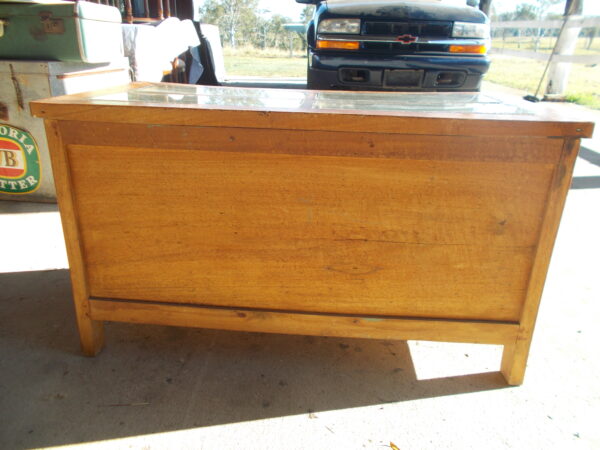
[322,0,486,23]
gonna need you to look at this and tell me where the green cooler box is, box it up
[1,58,131,202]
[0,0,123,63]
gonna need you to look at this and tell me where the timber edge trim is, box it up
[29,81,594,138]
[89,297,519,346]
[29,102,594,138]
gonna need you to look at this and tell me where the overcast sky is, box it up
[253,0,600,21]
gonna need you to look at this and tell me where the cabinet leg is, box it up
[77,317,105,356]
[501,340,526,386]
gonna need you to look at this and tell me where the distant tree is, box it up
[199,0,258,47]
[254,15,271,49]
[532,0,562,50]
[200,0,225,25]
[516,3,538,20]
[200,0,307,53]
[497,3,537,21]
[493,3,537,44]
[535,0,562,19]
[269,14,290,50]
[301,4,315,25]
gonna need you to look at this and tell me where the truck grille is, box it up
[362,42,448,53]
[363,21,452,38]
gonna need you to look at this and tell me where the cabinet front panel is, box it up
[66,134,555,321]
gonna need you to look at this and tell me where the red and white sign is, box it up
[0,138,26,178]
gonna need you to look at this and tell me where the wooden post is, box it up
[479,0,492,17]
[125,0,133,23]
[544,0,584,97]
[156,0,164,20]
[43,121,105,356]
[501,138,580,385]
[564,0,584,16]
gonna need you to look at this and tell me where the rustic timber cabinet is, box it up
[31,82,594,385]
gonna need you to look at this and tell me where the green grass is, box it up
[224,55,306,78]
[486,54,600,109]
[221,46,600,109]
[223,46,307,78]
[564,92,600,109]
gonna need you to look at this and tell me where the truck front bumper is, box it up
[308,52,491,91]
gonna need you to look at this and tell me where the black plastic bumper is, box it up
[308,52,490,91]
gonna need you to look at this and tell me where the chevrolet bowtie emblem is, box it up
[396,34,417,44]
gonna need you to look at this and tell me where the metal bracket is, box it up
[39,12,65,34]
[0,102,8,121]
[0,18,8,38]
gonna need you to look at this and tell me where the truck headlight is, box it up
[317,19,361,34]
[452,22,490,39]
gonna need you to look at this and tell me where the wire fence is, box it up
[490,16,600,65]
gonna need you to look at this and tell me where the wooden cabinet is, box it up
[31,82,594,385]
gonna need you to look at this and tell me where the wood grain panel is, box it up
[68,144,554,321]
[57,122,563,164]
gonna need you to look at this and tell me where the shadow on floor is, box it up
[0,200,58,214]
[579,146,600,167]
[571,147,600,190]
[571,176,600,190]
[0,269,508,449]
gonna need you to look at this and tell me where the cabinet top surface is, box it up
[31,82,594,138]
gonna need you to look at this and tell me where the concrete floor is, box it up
[0,85,599,449]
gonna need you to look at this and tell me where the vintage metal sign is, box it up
[0,124,41,194]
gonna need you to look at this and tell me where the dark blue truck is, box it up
[297,0,491,91]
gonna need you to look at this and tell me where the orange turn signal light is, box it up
[316,40,360,50]
[449,45,487,54]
